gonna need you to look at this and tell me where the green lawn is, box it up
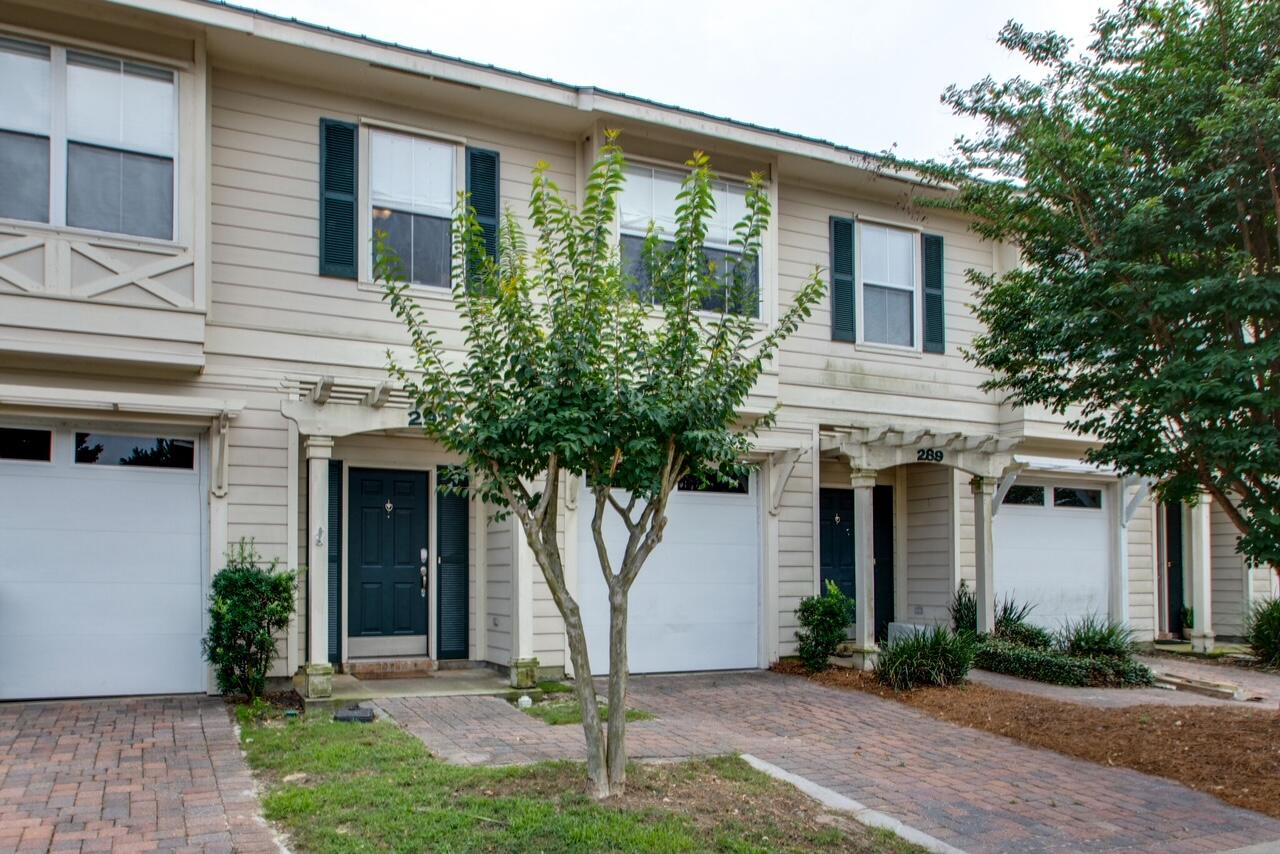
[521,697,656,726]
[240,712,922,853]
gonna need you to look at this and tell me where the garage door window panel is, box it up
[677,472,750,494]
[74,432,194,469]
[1053,487,1102,509]
[1002,484,1045,506]
[0,427,52,462]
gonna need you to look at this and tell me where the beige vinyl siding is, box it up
[904,463,955,624]
[774,182,1002,432]
[484,509,514,665]
[1127,498,1158,640]
[207,71,577,377]
[774,439,816,658]
[953,469,976,594]
[1210,502,1248,637]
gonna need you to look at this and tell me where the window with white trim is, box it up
[369,128,456,288]
[0,37,176,240]
[859,222,918,348]
[619,163,760,317]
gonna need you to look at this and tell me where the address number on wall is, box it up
[916,448,945,463]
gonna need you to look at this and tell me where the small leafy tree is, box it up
[378,132,824,797]
[202,539,297,699]
[794,580,854,672]
[914,0,1280,573]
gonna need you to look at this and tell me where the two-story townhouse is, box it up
[1,0,1273,701]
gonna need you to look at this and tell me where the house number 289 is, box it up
[916,448,945,463]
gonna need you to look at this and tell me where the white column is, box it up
[971,475,996,635]
[510,521,539,687]
[1110,479,1130,626]
[305,436,333,667]
[850,469,877,660]
[1188,494,1215,652]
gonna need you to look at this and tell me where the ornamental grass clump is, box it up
[202,539,297,699]
[875,627,975,691]
[1059,614,1134,659]
[1245,598,1280,668]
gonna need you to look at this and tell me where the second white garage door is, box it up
[576,477,761,675]
[994,480,1110,631]
[0,425,205,701]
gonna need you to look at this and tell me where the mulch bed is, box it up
[773,660,1280,820]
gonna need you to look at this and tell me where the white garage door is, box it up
[577,476,760,675]
[0,425,205,700]
[994,480,1110,630]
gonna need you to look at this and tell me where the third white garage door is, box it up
[994,480,1110,631]
[576,476,761,675]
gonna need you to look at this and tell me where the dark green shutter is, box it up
[436,468,470,660]
[319,119,357,279]
[326,460,343,664]
[466,147,500,263]
[922,233,945,354]
[830,216,855,342]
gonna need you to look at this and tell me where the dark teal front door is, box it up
[348,468,429,639]
[819,489,855,598]
[819,486,895,642]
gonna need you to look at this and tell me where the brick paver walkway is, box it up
[0,696,279,854]
[380,671,1280,853]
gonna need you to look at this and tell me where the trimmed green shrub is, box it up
[875,627,975,690]
[203,539,297,698]
[1245,598,1280,668]
[996,619,1054,650]
[1059,614,1134,659]
[975,638,1154,688]
[795,580,854,673]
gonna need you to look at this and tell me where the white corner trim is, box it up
[740,755,967,854]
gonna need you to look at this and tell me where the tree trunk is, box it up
[510,484,610,800]
[605,583,629,794]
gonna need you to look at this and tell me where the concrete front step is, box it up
[345,657,436,679]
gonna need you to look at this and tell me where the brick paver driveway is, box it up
[0,696,278,853]
[380,671,1280,853]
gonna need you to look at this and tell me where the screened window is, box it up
[619,164,759,317]
[0,427,51,461]
[860,222,917,347]
[370,129,455,288]
[1001,484,1045,506]
[0,38,176,240]
[0,38,51,223]
[74,432,194,469]
[1054,487,1102,509]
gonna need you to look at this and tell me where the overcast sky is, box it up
[242,0,1112,162]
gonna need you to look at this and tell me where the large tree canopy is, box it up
[927,0,1280,570]
[378,133,824,797]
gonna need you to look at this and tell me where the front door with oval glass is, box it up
[348,468,429,657]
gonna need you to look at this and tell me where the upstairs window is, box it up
[859,222,917,348]
[370,129,455,288]
[0,38,176,240]
[619,163,759,317]
[0,38,51,224]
